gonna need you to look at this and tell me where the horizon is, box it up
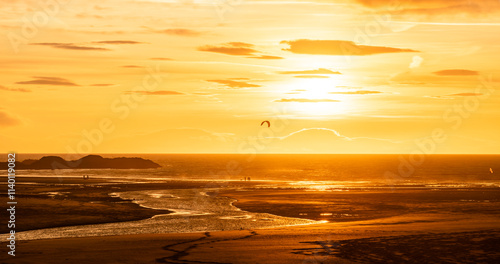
[5,153,500,155]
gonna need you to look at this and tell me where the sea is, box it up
[3,154,500,240]
[10,154,500,184]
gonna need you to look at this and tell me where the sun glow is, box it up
[281,78,352,117]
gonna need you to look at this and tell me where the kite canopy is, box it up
[260,120,270,127]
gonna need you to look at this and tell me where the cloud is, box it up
[90,84,115,87]
[329,90,382,95]
[409,56,423,69]
[0,111,21,127]
[294,75,330,78]
[93,40,146,44]
[280,39,419,56]
[227,42,255,48]
[207,79,261,88]
[247,55,284,59]
[278,128,349,140]
[269,128,401,153]
[431,93,483,99]
[277,128,399,143]
[150,57,174,61]
[274,98,340,103]
[393,68,483,86]
[124,91,185,95]
[353,0,500,16]
[121,65,144,68]
[433,69,479,76]
[0,85,31,92]
[31,43,110,51]
[198,42,258,56]
[16,77,79,86]
[198,42,281,59]
[449,93,483,96]
[157,28,202,36]
[279,68,341,75]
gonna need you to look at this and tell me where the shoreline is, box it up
[0,177,174,233]
[1,176,311,237]
[0,176,251,233]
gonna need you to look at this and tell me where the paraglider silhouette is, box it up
[260,120,270,127]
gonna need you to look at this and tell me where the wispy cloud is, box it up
[275,127,400,143]
[90,84,115,87]
[433,69,479,76]
[294,75,330,78]
[31,40,147,51]
[156,28,203,36]
[0,85,31,93]
[93,40,146,44]
[124,90,185,95]
[278,128,349,140]
[31,43,110,51]
[353,0,500,16]
[207,79,261,88]
[150,57,174,61]
[449,93,483,96]
[430,93,483,99]
[279,68,341,75]
[329,90,382,95]
[16,77,79,86]
[0,110,21,127]
[198,42,258,56]
[121,65,144,68]
[198,42,281,59]
[247,55,284,60]
[274,98,340,103]
[281,39,418,56]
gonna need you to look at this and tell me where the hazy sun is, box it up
[282,78,352,117]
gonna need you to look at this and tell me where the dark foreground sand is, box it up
[1,177,500,263]
[3,217,500,264]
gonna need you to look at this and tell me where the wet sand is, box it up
[0,176,259,232]
[1,176,500,263]
[220,188,500,222]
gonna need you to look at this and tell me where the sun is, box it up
[298,78,331,99]
[280,78,353,118]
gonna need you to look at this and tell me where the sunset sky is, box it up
[1,0,499,154]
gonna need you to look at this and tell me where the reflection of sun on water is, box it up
[284,78,352,117]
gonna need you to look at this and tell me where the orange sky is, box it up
[1,0,499,154]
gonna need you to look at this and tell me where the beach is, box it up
[2,174,500,263]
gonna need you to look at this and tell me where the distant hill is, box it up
[2,155,161,170]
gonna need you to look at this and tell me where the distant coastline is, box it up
[0,155,161,170]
